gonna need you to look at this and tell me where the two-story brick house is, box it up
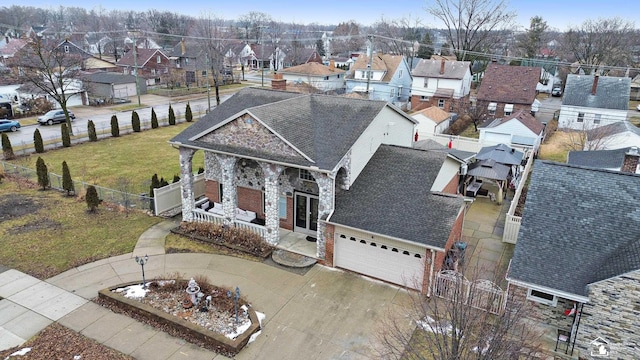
[476,64,541,119]
[410,59,472,112]
[117,48,173,86]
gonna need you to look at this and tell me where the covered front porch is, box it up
[179,147,348,261]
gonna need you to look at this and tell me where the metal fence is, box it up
[0,161,153,210]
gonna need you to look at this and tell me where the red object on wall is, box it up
[414,132,419,142]
[448,140,453,148]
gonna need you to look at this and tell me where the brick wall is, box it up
[237,187,262,215]
[321,223,335,267]
[205,180,220,202]
[442,173,460,195]
[433,208,465,275]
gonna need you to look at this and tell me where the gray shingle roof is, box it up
[476,144,524,165]
[329,145,463,249]
[509,161,640,298]
[84,72,136,85]
[170,87,406,170]
[563,74,631,110]
[467,159,510,180]
[567,147,634,170]
[412,59,471,79]
[587,121,640,140]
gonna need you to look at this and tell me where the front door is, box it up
[294,193,319,235]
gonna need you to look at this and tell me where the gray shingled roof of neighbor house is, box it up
[567,147,635,170]
[329,145,463,249]
[562,74,631,110]
[171,87,415,171]
[509,160,640,298]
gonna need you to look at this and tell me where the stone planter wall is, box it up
[98,282,261,356]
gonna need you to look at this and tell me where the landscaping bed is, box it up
[97,276,262,357]
[170,221,275,259]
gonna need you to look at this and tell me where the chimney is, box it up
[329,60,335,69]
[621,147,640,173]
[181,38,186,55]
[440,59,445,74]
[591,74,599,95]
[271,73,286,90]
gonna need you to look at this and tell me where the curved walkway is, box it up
[0,220,410,360]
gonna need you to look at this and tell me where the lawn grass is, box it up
[165,233,264,262]
[0,178,161,279]
[538,131,571,162]
[458,123,480,139]
[8,122,204,194]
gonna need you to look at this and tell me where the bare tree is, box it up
[195,12,229,106]
[371,16,424,68]
[237,11,272,42]
[375,267,543,360]
[562,121,617,151]
[9,36,84,135]
[427,0,516,60]
[561,17,635,75]
[331,20,366,55]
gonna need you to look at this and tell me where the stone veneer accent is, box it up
[260,162,284,245]
[198,114,303,160]
[310,171,334,259]
[179,147,196,221]
[218,154,238,225]
[574,271,640,359]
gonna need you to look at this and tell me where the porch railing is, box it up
[191,209,267,239]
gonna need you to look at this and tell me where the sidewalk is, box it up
[0,218,410,359]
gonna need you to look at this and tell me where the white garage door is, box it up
[334,228,427,290]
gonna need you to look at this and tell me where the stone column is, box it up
[217,154,237,226]
[179,147,196,222]
[310,171,335,259]
[260,163,284,245]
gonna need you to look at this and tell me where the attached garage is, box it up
[334,227,427,290]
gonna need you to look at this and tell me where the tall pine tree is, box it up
[131,110,141,132]
[87,120,97,141]
[185,102,193,122]
[62,160,74,195]
[110,115,120,137]
[168,105,176,125]
[151,108,159,129]
[36,157,49,190]
[2,133,15,160]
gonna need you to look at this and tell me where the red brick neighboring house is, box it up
[476,64,541,119]
[117,48,173,86]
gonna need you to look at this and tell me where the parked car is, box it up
[551,87,563,97]
[0,119,20,132]
[37,109,75,125]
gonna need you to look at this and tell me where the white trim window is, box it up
[488,102,497,116]
[504,103,514,116]
[438,99,445,109]
[527,288,558,306]
[577,112,585,123]
[594,114,601,125]
[157,55,161,63]
[263,193,288,219]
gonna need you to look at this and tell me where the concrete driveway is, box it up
[46,253,412,360]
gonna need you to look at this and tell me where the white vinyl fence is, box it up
[153,173,205,215]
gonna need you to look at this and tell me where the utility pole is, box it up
[260,28,265,87]
[206,54,211,113]
[131,30,142,107]
[365,35,374,95]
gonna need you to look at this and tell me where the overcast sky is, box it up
[9,0,638,31]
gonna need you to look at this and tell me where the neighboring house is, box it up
[224,42,253,69]
[117,48,173,86]
[0,37,27,63]
[276,62,346,93]
[282,47,322,67]
[585,121,640,150]
[16,81,87,108]
[508,159,640,359]
[476,64,541,118]
[558,74,630,130]
[567,146,640,173]
[170,87,465,293]
[57,39,118,72]
[412,106,452,135]
[83,71,146,100]
[478,109,545,150]
[249,44,285,71]
[168,39,203,86]
[345,53,413,106]
[410,59,472,112]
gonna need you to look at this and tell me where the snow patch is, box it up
[6,347,31,358]
[113,284,148,299]
[224,319,252,340]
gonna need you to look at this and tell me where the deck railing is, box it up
[191,208,267,239]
